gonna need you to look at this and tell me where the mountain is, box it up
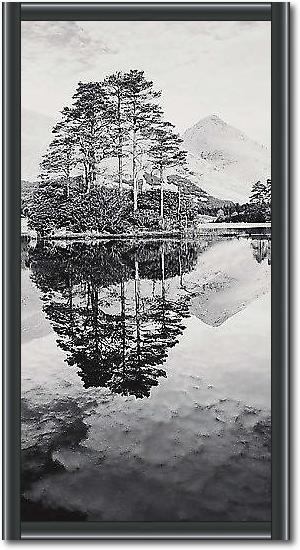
[182,115,270,204]
[21,108,55,181]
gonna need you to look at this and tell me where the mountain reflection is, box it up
[29,240,202,398]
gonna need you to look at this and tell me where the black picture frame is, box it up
[2,2,290,540]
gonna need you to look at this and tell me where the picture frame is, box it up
[2,1,289,540]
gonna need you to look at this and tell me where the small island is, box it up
[21,72,271,241]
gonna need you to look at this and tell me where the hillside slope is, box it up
[182,115,270,203]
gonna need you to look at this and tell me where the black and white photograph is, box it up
[21,18,272,523]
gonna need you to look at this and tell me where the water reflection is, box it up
[27,235,271,399]
[22,233,272,522]
[28,240,202,398]
[251,238,271,265]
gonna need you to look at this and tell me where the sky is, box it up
[21,20,271,178]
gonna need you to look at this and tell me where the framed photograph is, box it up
[3,1,289,540]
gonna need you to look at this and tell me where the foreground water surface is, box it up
[21,231,271,522]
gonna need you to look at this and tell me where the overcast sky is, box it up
[22,20,271,146]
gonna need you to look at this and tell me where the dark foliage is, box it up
[28,240,201,398]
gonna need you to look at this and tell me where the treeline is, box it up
[29,70,190,235]
[28,179,207,236]
[246,178,271,222]
[217,178,271,223]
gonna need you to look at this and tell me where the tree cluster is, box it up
[250,179,271,207]
[30,71,188,235]
[219,178,271,223]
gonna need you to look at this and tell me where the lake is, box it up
[21,231,271,522]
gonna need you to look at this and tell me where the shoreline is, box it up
[21,222,271,242]
[198,222,271,229]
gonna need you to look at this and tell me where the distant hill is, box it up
[166,174,233,209]
[182,115,270,203]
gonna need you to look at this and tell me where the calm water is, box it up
[21,232,271,522]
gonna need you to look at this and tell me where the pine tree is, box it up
[64,82,112,193]
[149,122,187,228]
[124,70,162,211]
[249,180,267,205]
[104,72,131,191]
[40,129,76,198]
[265,178,271,205]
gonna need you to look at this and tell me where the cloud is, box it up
[21,20,271,146]
[22,21,117,75]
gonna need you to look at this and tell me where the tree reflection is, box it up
[251,238,271,265]
[29,240,197,398]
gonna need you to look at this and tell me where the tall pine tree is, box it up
[124,70,162,211]
[104,72,131,192]
[39,126,76,198]
[64,81,112,193]
[149,122,187,228]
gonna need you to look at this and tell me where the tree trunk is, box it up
[89,155,97,191]
[91,162,96,186]
[161,246,165,296]
[118,150,123,192]
[84,163,89,193]
[160,165,164,229]
[118,91,123,192]
[178,247,183,288]
[90,121,96,190]
[177,186,181,220]
[86,177,91,195]
[133,129,138,211]
[86,162,94,195]
[66,166,71,198]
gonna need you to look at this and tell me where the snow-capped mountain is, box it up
[182,115,270,203]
